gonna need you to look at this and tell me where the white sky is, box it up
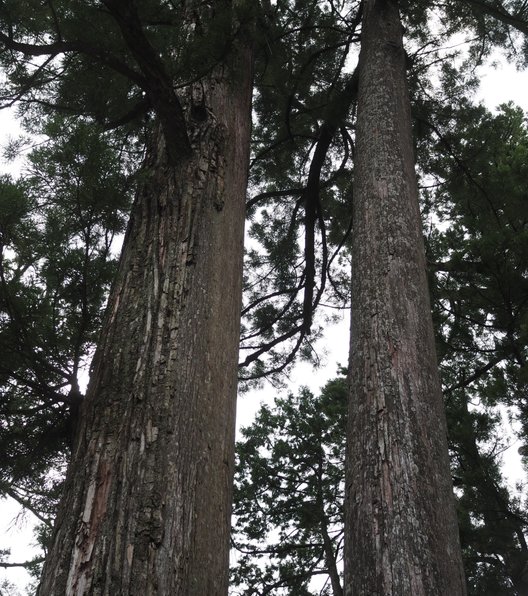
[476,55,528,109]
[1,55,528,594]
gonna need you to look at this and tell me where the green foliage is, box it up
[419,102,528,594]
[0,0,242,136]
[0,114,134,557]
[424,104,528,437]
[240,0,360,382]
[232,376,346,595]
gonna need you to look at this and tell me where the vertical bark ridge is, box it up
[344,1,466,594]
[38,41,253,596]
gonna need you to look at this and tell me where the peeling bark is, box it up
[38,40,253,596]
[344,1,466,594]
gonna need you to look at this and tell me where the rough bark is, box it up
[344,1,466,594]
[37,42,253,596]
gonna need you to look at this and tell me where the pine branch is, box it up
[0,31,147,87]
[301,66,359,332]
[1,485,53,527]
[465,0,528,34]
[0,557,45,568]
[100,0,191,162]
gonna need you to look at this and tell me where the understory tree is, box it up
[232,377,347,596]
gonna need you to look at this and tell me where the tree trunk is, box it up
[344,1,466,594]
[37,44,253,596]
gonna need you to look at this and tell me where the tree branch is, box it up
[302,66,359,332]
[101,0,191,162]
[0,30,147,87]
[0,557,45,568]
[443,355,504,394]
[464,0,528,35]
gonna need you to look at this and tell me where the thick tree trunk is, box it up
[38,44,253,595]
[344,1,466,594]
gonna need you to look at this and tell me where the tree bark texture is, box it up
[37,44,253,596]
[344,1,466,594]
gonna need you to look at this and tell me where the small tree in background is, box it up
[232,377,347,596]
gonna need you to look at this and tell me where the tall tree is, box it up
[1,1,253,593]
[345,1,466,593]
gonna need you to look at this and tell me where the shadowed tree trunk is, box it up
[344,1,466,594]
[37,40,253,596]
